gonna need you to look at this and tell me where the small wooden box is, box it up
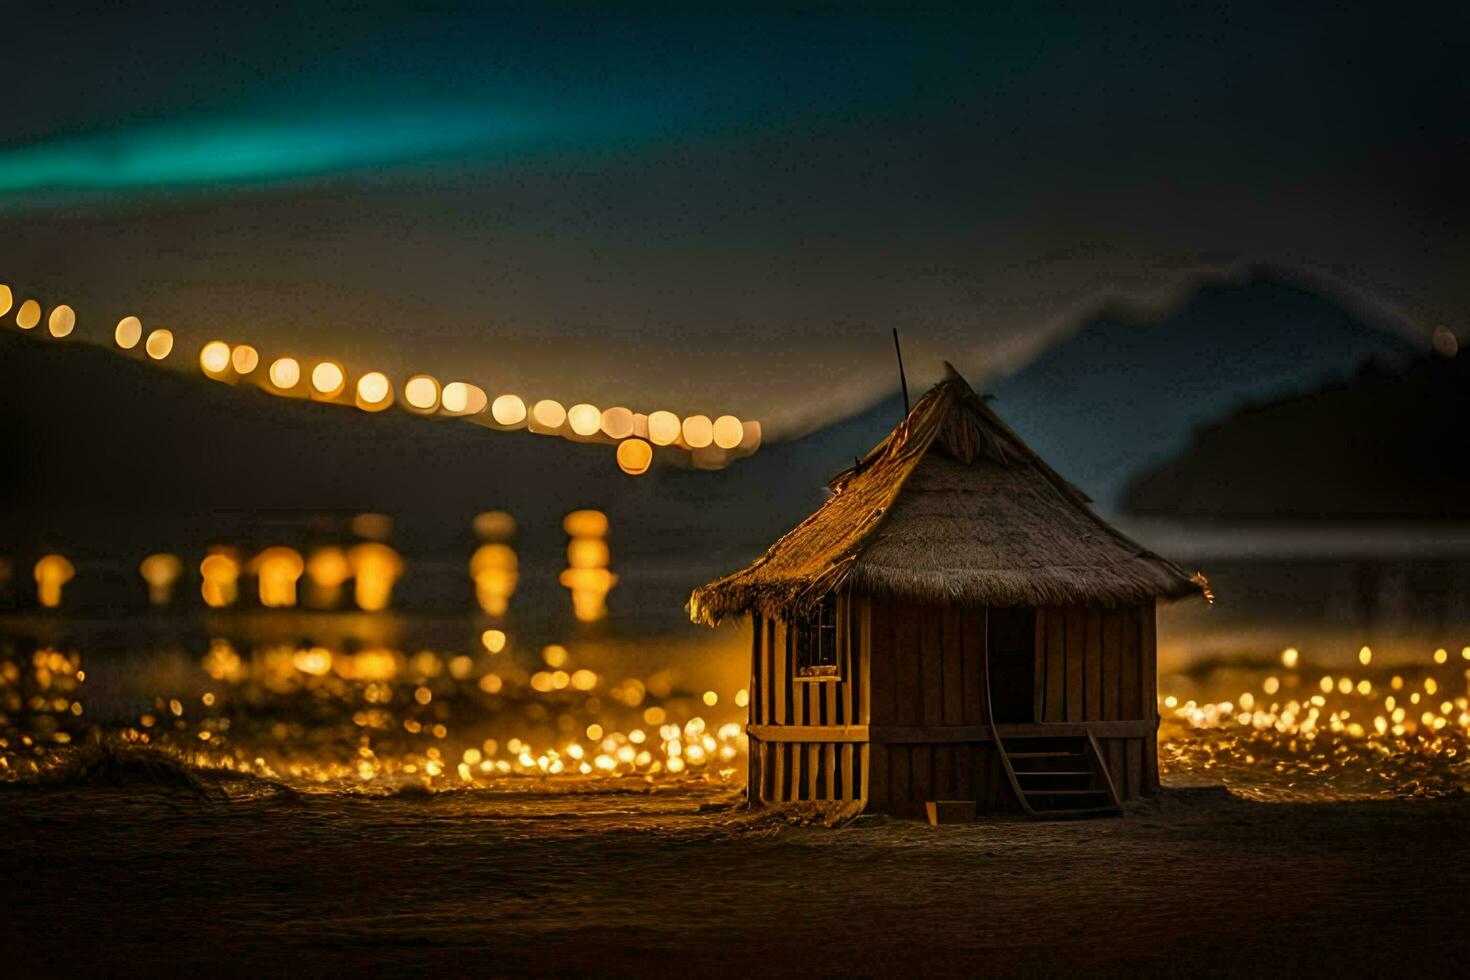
[925,800,976,825]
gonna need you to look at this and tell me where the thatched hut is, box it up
[690,366,1207,817]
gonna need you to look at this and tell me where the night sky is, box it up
[2,4,1465,433]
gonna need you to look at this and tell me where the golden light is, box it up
[481,629,507,653]
[681,414,714,449]
[559,567,618,622]
[713,415,743,449]
[531,398,567,429]
[568,537,610,569]
[472,510,516,541]
[491,394,527,426]
[33,554,75,608]
[114,316,142,349]
[567,403,602,436]
[441,381,488,415]
[138,553,183,606]
[0,284,10,317]
[469,543,518,616]
[16,299,41,330]
[47,304,76,338]
[355,371,393,411]
[231,344,260,374]
[199,341,232,374]
[249,547,305,608]
[311,361,346,396]
[564,509,609,538]
[739,419,763,451]
[305,546,351,607]
[600,406,634,439]
[350,512,393,541]
[404,374,440,411]
[347,542,404,611]
[268,357,301,389]
[199,552,241,608]
[647,410,680,446]
[616,437,653,475]
[144,329,174,360]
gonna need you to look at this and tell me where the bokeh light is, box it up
[404,374,440,411]
[441,381,488,415]
[647,410,680,446]
[231,344,260,374]
[713,415,743,449]
[348,542,404,611]
[199,552,241,608]
[311,361,346,396]
[472,510,516,542]
[355,371,393,411]
[33,554,75,608]
[305,546,351,608]
[567,403,602,436]
[138,553,183,606]
[114,316,142,349]
[491,394,527,426]
[199,340,232,374]
[681,414,713,449]
[144,329,174,360]
[249,547,305,608]
[15,299,41,330]
[531,399,567,429]
[470,543,518,616]
[0,284,11,317]
[268,357,301,389]
[46,304,76,338]
[350,513,394,541]
[600,406,635,439]
[616,438,653,475]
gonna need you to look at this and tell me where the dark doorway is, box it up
[987,605,1037,723]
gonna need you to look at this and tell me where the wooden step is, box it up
[1022,789,1112,797]
[1007,750,1079,759]
[1014,770,1092,778]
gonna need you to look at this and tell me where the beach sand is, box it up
[1,773,1466,977]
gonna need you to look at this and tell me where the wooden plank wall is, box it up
[1035,602,1161,797]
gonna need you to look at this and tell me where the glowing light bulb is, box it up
[47,304,76,338]
[114,316,142,349]
[33,554,75,608]
[199,341,232,374]
[616,438,653,475]
[348,542,403,611]
[567,403,602,436]
[15,299,40,329]
[600,406,634,439]
[681,414,713,449]
[311,361,345,395]
[404,375,439,410]
[138,553,183,606]
[269,357,301,388]
[199,553,241,608]
[249,547,305,608]
[713,415,743,449]
[305,546,351,607]
[647,411,680,446]
[0,284,10,316]
[144,329,174,360]
[491,394,527,426]
[231,344,259,373]
[355,371,392,410]
[532,399,566,429]
[470,543,519,616]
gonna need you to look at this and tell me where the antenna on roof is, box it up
[891,328,910,416]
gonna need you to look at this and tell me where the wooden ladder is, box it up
[992,730,1122,818]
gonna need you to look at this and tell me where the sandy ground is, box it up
[1,779,1467,977]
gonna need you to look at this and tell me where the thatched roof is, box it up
[689,365,1206,625]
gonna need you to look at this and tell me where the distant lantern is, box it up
[15,299,41,330]
[268,357,301,389]
[681,414,714,449]
[249,547,305,608]
[33,554,75,608]
[491,394,527,426]
[470,542,519,616]
[356,371,392,410]
[441,381,487,415]
[713,415,743,449]
[0,283,11,316]
[311,361,346,396]
[347,542,404,611]
[616,437,653,475]
[647,411,680,446]
[600,406,634,439]
[47,304,76,338]
[199,340,232,374]
[138,553,183,606]
[404,374,440,411]
[567,403,602,436]
[199,552,242,608]
[144,329,174,360]
[231,344,260,374]
[531,399,567,429]
[114,316,143,349]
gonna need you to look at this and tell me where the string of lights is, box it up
[0,280,763,476]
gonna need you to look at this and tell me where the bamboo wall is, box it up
[745,595,1161,812]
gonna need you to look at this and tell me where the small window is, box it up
[795,595,840,680]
